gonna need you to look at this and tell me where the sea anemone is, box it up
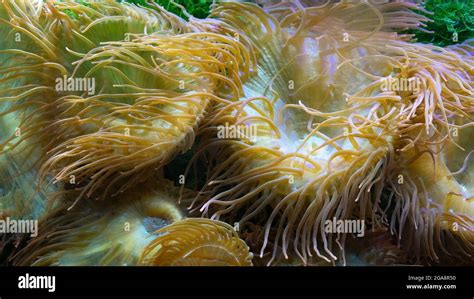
[37,31,245,203]
[0,100,58,230]
[11,181,186,266]
[0,1,186,192]
[139,218,253,266]
[182,1,433,265]
[343,228,409,266]
[382,38,474,264]
[1,0,472,267]
[0,1,249,203]
[388,117,474,264]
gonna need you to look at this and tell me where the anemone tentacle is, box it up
[0,1,250,202]
[11,181,186,266]
[181,1,434,265]
[139,217,253,266]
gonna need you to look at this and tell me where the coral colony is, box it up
[0,0,473,267]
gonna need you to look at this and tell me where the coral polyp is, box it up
[0,0,472,267]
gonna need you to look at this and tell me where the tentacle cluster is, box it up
[139,218,253,266]
[0,0,472,266]
[0,1,249,203]
[182,1,473,265]
[11,181,186,266]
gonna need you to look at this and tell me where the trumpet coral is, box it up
[11,181,186,266]
[139,218,253,266]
